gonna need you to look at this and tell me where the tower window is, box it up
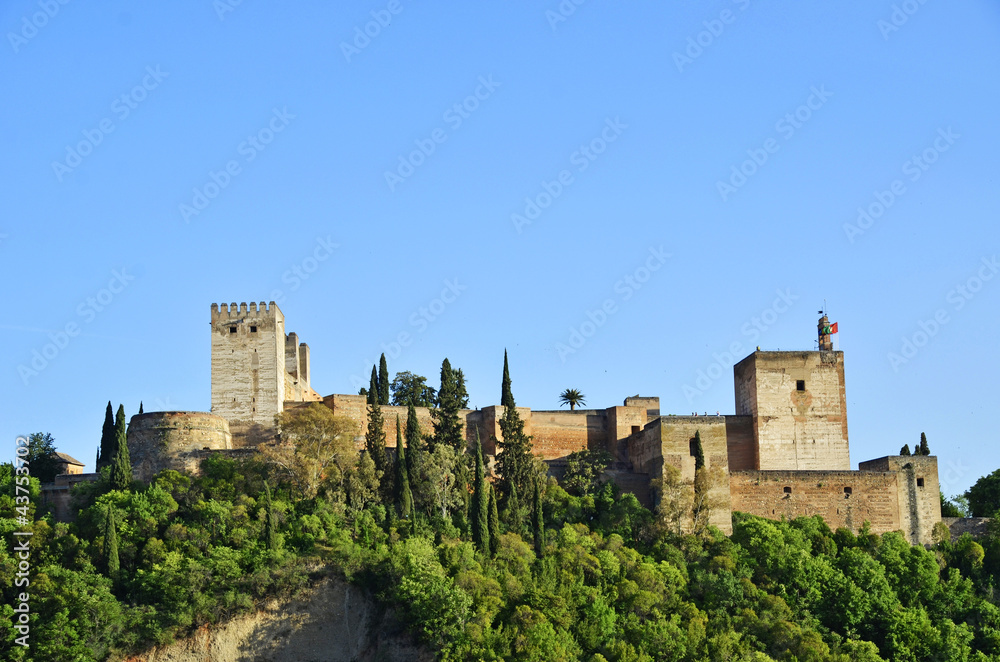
[917,477,925,488]
[632,425,640,434]
[783,486,792,494]
[796,380,806,391]
[229,326,237,333]
[844,486,852,495]
[250,325,257,333]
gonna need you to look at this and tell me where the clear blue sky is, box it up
[2,1,997,498]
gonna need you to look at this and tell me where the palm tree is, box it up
[559,389,586,411]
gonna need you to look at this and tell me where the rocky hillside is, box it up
[125,577,431,662]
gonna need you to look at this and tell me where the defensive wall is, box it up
[127,411,233,483]
[114,303,945,545]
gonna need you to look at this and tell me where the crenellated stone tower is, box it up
[210,301,319,442]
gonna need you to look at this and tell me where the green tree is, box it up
[98,401,115,470]
[432,359,465,453]
[558,388,586,411]
[405,402,424,476]
[495,401,534,507]
[966,469,1000,517]
[367,366,379,405]
[104,505,119,581]
[24,432,60,483]
[488,483,500,557]
[532,477,544,558]
[391,371,437,407]
[109,405,132,491]
[267,403,359,500]
[562,449,611,496]
[919,432,930,456]
[471,433,490,554]
[504,482,521,531]
[395,416,413,520]
[501,349,514,408]
[455,368,469,408]
[692,430,705,470]
[900,444,912,456]
[379,353,390,405]
[264,480,278,551]
[366,370,389,489]
[416,444,462,520]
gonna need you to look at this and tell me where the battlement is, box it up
[211,301,283,321]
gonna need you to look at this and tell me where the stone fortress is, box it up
[124,301,942,544]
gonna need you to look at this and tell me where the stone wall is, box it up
[943,517,992,541]
[40,473,99,522]
[734,351,850,471]
[320,397,622,462]
[859,455,940,544]
[128,412,233,482]
[628,416,733,533]
[724,416,755,471]
[730,470,901,534]
[529,410,603,460]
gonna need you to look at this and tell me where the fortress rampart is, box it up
[127,411,232,482]
[122,302,943,545]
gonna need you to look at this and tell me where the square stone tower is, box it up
[734,350,850,470]
[211,302,286,435]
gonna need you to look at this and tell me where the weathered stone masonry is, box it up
[123,303,942,545]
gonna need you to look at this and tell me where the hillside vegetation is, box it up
[4,451,1000,661]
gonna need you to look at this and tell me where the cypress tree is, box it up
[454,455,471,538]
[504,482,522,531]
[487,484,500,557]
[138,401,143,415]
[99,401,115,471]
[405,402,423,478]
[366,370,389,488]
[919,432,930,456]
[900,444,912,456]
[395,416,413,520]
[496,401,533,505]
[264,480,278,551]
[379,354,390,405]
[104,506,120,580]
[110,405,132,490]
[692,430,705,470]
[501,350,514,408]
[432,359,464,452]
[455,368,469,408]
[532,477,544,558]
[367,366,379,405]
[472,432,490,554]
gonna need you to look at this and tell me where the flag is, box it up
[831,322,839,334]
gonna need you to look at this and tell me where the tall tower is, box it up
[734,348,850,471]
[211,302,286,437]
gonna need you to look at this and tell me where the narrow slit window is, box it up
[917,477,925,488]
[796,380,806,391]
